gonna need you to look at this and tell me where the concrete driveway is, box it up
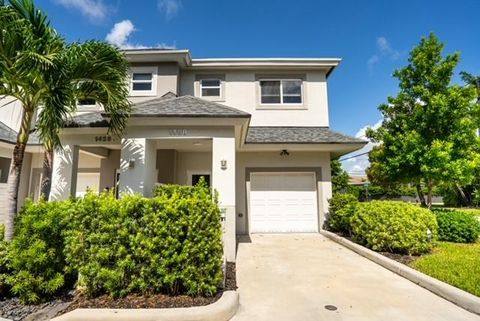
[231,234,480,321]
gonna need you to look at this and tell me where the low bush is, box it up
[351,201,437,255]
[327,193,358,234]
[7,199,76,303]
[434,209,480,243]
[0,224,11,298]
[65,183,223,298]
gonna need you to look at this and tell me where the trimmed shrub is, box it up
[0,224,11,298]
[327,194,358,234]
[8,199,75,303]
[351,201,437,255]
[65,184,223,298]
[434,209,480,243]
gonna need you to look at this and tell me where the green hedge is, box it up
[65,184,223,298]
[351,201,437,255]
[434,209,480,243]
[327,194,358,234]
[7,199,75,303]
[2,181,223,303]
[0,224,10,298]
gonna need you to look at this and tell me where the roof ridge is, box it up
[177,95,250,115]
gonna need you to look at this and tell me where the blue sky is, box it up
[36,0,480,173]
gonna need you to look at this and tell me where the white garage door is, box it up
[249,172,318,233]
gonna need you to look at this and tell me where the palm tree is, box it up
[0,0,131,240]
[39,40,132,199]
[460,71,480,103]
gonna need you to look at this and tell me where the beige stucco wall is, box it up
[175,152,212,185]
[99,150,120,191]
[235,151,332,234]
[128,63,180,105]
[180,70,329,127]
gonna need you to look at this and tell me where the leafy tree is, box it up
[460,71,480,103]
[331,159,349,194]
[0,0,131,240]
[367,33,480,208]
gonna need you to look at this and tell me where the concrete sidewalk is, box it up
[231,234,480,321]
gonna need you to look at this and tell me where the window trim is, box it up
[76,98,98,111]
[200,78,222,98]
[259,78,303,106]
[129,66,158,97]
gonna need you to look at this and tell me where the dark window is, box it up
[77,98,96,106]
[200,79,221,97]
[192,174,211,187]
[0,157,11,183]
[132,73,153,91]
[260,79,302,104]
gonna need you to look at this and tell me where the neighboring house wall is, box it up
[235,151,332,234]
[179,70,330,127]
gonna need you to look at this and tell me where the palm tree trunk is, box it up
[5,108,34,240]
[40,148,53,199]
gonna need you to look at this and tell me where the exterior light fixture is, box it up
[280,149,290,156]
[221,159,227,170]
[128,159,135,168]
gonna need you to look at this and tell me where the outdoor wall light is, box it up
[221,159,227,170]
[128,159,135,168]
[280,149,290,156]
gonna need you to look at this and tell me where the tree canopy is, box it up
[366,33,480,208]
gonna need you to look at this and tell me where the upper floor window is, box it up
[260,79,302,104]
[130,66,158,96]
[77,98,96,107]
[200,79,221,97]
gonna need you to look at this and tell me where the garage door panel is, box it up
[250,172,318,233]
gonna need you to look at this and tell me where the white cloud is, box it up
[54,0,107,21]
[158,0,182,19]
[367,36,401,69]
[105,19,176,50]
[341,119,383,175]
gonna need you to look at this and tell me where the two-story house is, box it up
[0,49,365,261]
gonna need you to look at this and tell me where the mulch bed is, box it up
[333,232,421,265]
[379,252,419,265]
[1,262,237,320]
[64,262,237,311]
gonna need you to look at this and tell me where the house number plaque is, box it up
[168,128,188,136]
[94,135,112,142]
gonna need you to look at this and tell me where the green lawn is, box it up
[410,242,480,296]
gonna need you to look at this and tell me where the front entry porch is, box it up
[49,127,237,261]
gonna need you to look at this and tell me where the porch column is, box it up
[50,144,79,200]
[319,161,332,227]
[119,138,156,197]
[212,137,236,262]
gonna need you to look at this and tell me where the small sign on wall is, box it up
[168,128,188,136]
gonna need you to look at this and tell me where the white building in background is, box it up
[0,49,365,261]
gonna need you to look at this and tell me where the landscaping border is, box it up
[50,291,239,321]
[320,230,480,316]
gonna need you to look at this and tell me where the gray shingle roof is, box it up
[246,127,366,144]
[67,95,251,127]
[127,95,250,118]
[0,121,41,145]
[0,121,18,144]
[65,112,109,128]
